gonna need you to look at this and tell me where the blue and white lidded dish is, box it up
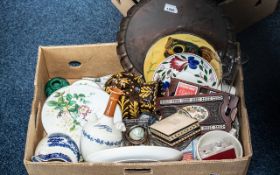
[32,133,80,163]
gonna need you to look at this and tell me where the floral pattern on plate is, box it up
[42,85,122,147]
[47,91,92,131]
[153,53,219,88]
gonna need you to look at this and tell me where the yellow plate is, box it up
[144,34,222,82]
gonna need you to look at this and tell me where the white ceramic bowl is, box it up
[196,130,243,160]
[32,133,80,163]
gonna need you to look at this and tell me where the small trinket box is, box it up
[149,110,201,147]
[123,118,150,146]
[156,93,239,133]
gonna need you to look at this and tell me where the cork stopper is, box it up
[104,87,124,117]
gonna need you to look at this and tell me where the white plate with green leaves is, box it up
[41,84,122,147]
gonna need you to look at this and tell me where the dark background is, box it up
[0,0,279,174]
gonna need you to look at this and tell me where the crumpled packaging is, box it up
[105,72,158,119]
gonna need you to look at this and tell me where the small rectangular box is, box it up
[24,43,252,175]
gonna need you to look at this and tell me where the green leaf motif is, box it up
[68,107,77,113]
[73,120,80,125]
[54,106,62,110]
[204,75,208,82]
[47,101,58,107]
[70,125,76,131]
[184,65,188,71]
[167,69,171,75]
[199,65,203,71]
[61,103,67,107]
[173,73,177,77]
[204,69,208,75]
[162,62,169,64]
[75,104,79,110]
[83,100,90,104]
[66,94,73,101]
[197,80,203,84]
[54,93,60,97]
[181,55,186,59]
[79,94,85,98]
[212,82,217,87]
[194,74,200,78]
[68,101,76,106]
[156,70,163,73]
[74,94,79,99]
[58,96,64,104]
[209,69,212,74]
[162,74,166,81]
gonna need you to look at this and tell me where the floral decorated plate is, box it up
[144,34,222,82]
[153,53,219,89]
[42,84,122,147]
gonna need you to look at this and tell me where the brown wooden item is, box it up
[112,0,279,32]
[117,0,235,74]
[156,93,239,133]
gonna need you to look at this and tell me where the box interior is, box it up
[24,43,253,175]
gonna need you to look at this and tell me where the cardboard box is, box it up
[24,43,253,175]
[111,0,279,32]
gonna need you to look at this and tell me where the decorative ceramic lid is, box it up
[117,0,234,74]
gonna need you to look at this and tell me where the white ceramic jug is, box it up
[81,88,126,161]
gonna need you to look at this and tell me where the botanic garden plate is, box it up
[42,84,122,147]
[86,146,183,163]
[153,53,219,89]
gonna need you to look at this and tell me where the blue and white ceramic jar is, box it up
[32,133,80,163]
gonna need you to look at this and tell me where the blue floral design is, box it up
[162,81,170,90]
[82,130,122,146]
[32,153,72,162]
[47,133,80,161]
[94,124,112,133]
[188,56,199,69]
